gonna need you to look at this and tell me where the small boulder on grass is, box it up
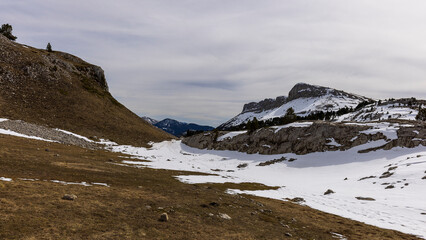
[159,213,169,222]
[219,213,231,220]
[324,189,335,195]
[62,194,77,201]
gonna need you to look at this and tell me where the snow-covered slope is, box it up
[107,124,426,238]
[220,83,370,129]
[337,101,420,122]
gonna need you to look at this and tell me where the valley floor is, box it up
[0,119,424,239]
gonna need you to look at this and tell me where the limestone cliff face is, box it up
[183,121,426,155]
[242,96,287,113]
[287,83,368,102]
[0,34,173,146]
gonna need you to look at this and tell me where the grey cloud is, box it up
[2,0,426,126]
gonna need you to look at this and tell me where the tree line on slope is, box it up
[219,99,426,133]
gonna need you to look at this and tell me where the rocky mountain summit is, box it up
[0,34,172,146]
[287,82,368,101]
[242,96,287,114]
[220,83,372,129]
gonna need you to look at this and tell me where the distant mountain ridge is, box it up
[218,83,424,129]
[142,117,214,137]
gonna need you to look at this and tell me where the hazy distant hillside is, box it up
[143,117,214,137]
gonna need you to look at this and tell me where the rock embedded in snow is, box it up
[324,189,335,195]
[355,197,375,201]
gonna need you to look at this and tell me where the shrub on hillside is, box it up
[0,23,17,41]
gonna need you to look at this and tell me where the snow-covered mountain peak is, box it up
[219,83,372,129]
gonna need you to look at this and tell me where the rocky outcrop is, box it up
[183,121,426,155]
[0,34,173,147]
[242,96,287,113]
[288,83,369,102]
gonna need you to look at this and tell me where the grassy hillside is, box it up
[0,35,173,146]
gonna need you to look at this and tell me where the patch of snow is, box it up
[270,122,313,133]
[326,138,342,147]
[217,131,247,141]
[0,177,12,182]
[106,140,426,238]
[0,128,57,142]
[92,182,110,187]
[56,129,94,142]
[48,180,109,187]
[0,118,8,122]
[414,130,420,135]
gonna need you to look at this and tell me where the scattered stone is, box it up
[344,177,348,180]
[62,194,77,201]
[422,176,426,180]
[279,222,290,228]
[288,158,296,162]
[45,148,50,152]
[285,233,292,237]
[200,204,208,208]
[237,163,248,168]
[219,213,231,220]
[208,213,214,217]
[358,176,376,181]
[324,189,335,195]
[209,202,220,207]
[379,171,394,179]
[388,166,398,171]
[159,213,169,222]
[404,183,409,186]
[145,205,152,210]
[385,185,395,189]
[421,213,426,215]
[355,196,375,201]
[257,157,286,166]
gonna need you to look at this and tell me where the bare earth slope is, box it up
[0,35,173,146]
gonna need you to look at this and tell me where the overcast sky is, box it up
[2,0,426,126]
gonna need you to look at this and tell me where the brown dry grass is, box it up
[0,36,173,147]
[0,134,421,240]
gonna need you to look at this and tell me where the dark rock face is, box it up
[183,121,426,155]
[242,96,287,113]
[288,83,368,101]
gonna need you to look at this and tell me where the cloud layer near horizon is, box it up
[2,0,426,126]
